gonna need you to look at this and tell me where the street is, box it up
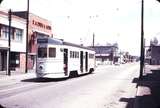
[0,63,139,108]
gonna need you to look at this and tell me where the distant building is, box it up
[146,45,160,65]
[91,45,119,65]
[13,11,53,70]
[0,10,26,72]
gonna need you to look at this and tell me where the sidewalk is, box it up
[0,70,36,88]
[134,65,160,108]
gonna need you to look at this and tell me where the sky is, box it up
[1,0,160,56]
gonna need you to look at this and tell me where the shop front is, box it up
[0,10,26,75]
[0,49,7,72]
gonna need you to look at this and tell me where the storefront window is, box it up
[10,52,20,70]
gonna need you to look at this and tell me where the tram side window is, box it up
[89,54,94,59]
[38,48,47,58]
[49,48,56,57]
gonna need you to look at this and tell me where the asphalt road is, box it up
[0,63,139,108]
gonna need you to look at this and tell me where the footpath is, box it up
[0,70,36,89]
[134,65,160,108]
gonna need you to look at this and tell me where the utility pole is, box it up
[139,0,160,79]
[25,0,29,73]
[92,33,95,48]
[140,0,144,79]
[7,9,12,76]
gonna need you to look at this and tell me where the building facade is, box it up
[13,11,53,70]
[146,45,160,65]
[91,45,119,65]
[0,10,26,73]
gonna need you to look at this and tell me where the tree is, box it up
[150,37,158,46]
[153,37,158,45]
[113,43,118,48]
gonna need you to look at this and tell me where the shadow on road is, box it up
[119,97,135,108]
[119,67,160,108]
[21,78,68,83]
[21,73,94,83]
[133,69,160,108]
[0,104,5,108]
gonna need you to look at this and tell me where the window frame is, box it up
[38,47,48,58]
[49,47,56,58]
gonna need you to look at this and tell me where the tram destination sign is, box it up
[37,38,48,43]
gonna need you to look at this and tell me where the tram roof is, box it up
[37,37,94,51]
[37,37,63,45]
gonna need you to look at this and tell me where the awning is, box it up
[0,47,9,50]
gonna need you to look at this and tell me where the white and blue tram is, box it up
[36,37,95,78]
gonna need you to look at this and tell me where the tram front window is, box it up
[38,47,47,58]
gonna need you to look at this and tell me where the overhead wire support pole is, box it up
[7,9,11,76]
[25,0,29,73]
[140,0,144,79]
[93,33,95,48]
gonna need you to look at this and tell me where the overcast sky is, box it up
[1,0,160,56]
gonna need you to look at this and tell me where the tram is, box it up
[36,37,95,78]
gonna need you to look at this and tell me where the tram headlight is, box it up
[39,65,43,70]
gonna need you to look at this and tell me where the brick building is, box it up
[13,11,53,70]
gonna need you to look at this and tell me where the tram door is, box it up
[63,49,68,75]
[85,52,88,72]
[80,51,83,72]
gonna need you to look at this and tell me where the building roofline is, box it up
[12,11,52,23]
[0,10,26,22]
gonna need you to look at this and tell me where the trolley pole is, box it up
[7,9,12,76]
[140,0,144,79]
[25,0,29,73]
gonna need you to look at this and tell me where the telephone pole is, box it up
[7,9,12,76]
[92,33,95,48]
[140,0,144,79]
[25,0,29,73]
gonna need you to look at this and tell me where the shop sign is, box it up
[32,20,51,30]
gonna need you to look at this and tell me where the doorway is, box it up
[64,49,68,76]
[80,51,83,72]
[85,52,88,72]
